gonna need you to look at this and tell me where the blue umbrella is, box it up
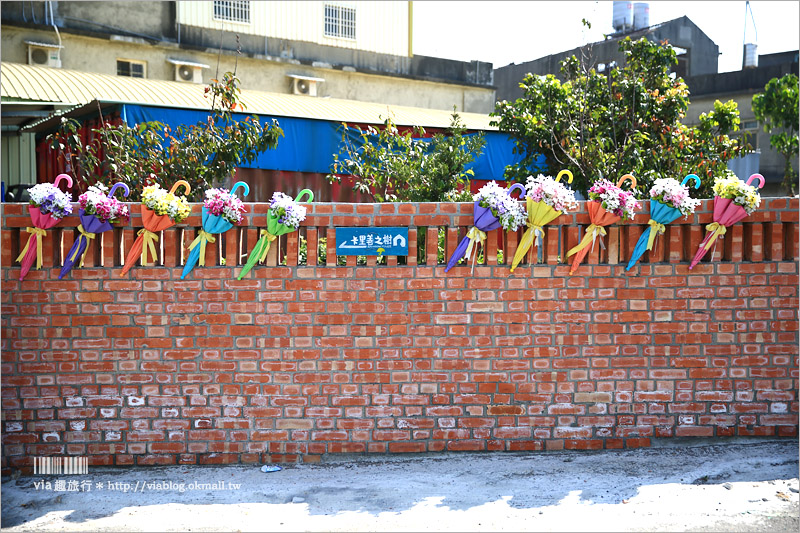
[181,181,249,279]
[626,174,700,271]
[59,182,129,279]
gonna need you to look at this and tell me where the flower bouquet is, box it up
[59,182,130,279]
[16,174,74,281]
[120,180,191,276]
[444,181,527,273]
[237,189,314,280]
[566,174,640,275]
[625,174,702,271]
[182,182,248,279]
[510,170,578,272]
[689,173,764,269]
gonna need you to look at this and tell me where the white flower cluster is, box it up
[648,178,701,217]
[712,175,762,215]
[28,182,73,219]
[524,174,578,213]
[269,192,307,229]
[473,181,527,231]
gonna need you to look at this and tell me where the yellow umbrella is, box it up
[509,170,573,272]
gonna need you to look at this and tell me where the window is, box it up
[213,0,250,23]
[324,3,356,40]
[116,59,146,78]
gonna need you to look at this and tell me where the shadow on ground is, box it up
[2,440,798,532]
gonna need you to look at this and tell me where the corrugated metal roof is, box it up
[1,62,498,130]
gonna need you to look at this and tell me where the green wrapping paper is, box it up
[237,189,314,279]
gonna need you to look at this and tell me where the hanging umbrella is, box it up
[625,174,701,271]
[182,182,249,279]
[237,189,314,280]
[17,174,73,281]
[59,183,130,279]
[510,170,575,272]
[566,174,638,275]
[689,173,765,269]
[120,180,191,276]
[445,182,526,273]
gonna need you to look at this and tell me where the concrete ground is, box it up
[1,439,798,532]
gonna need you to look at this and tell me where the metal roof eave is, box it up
[2,62,498,131]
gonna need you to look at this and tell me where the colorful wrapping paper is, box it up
[120,180,191,276]
[510,170,573,272]
[445,183,526,273]
[182,182,249,279]
[59,183,130,279]
[16,174,73,281]
[689,173,765,269]
[625,174,700,271]
[237,189,314,280]
[566,174,637,275]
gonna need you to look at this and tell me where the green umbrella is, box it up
[237,189,314,280]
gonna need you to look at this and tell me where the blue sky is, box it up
[413,1,799,72]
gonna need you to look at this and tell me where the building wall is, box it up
[686,93,785,193]
[177,1,410,57]
[0,1,175,40]
[0,133,36,188]
[0,27,495,113]
[1,199,797,470]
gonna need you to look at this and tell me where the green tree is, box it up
[327,109,484,202]
[752,73,799,195]
[490,37,745,198]
[47,72,283,201]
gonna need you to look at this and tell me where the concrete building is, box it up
[1,1,497,194]
[494,16,718,102]
[1,1,494,113]
[683,51,799,196]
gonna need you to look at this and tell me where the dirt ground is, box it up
[1,439,798,532]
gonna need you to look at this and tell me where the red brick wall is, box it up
[1,199,798,471]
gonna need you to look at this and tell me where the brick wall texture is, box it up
[1,198,798,471]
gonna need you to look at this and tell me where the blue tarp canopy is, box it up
[120,104,541,181]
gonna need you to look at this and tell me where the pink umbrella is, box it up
[689,173,765,269]
[16,174,73,281]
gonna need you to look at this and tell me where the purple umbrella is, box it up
[59,183,130,279]
[445,183,525,273]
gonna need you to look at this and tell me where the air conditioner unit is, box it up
[293,78,316,96]
[26,42,62,68]
[167,58,210,84]
[287,74,325,97]
[175,64,203,83]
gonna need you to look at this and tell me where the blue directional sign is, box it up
[335,227,408,256]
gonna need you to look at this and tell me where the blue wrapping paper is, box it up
[625,199,682,271]
[181,206,234,279]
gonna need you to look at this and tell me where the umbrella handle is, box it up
[616,173,637,189]
[229,181,250,198]
[169,180,191,196]
[54,174,73,190]
[294,189,314,203]
[506,182,526,199]
[556,170,574,184]
[108,183,130,198]
[681,174,701,189]
[746,173,765,189]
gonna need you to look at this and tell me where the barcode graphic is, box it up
[33,456,89,475]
